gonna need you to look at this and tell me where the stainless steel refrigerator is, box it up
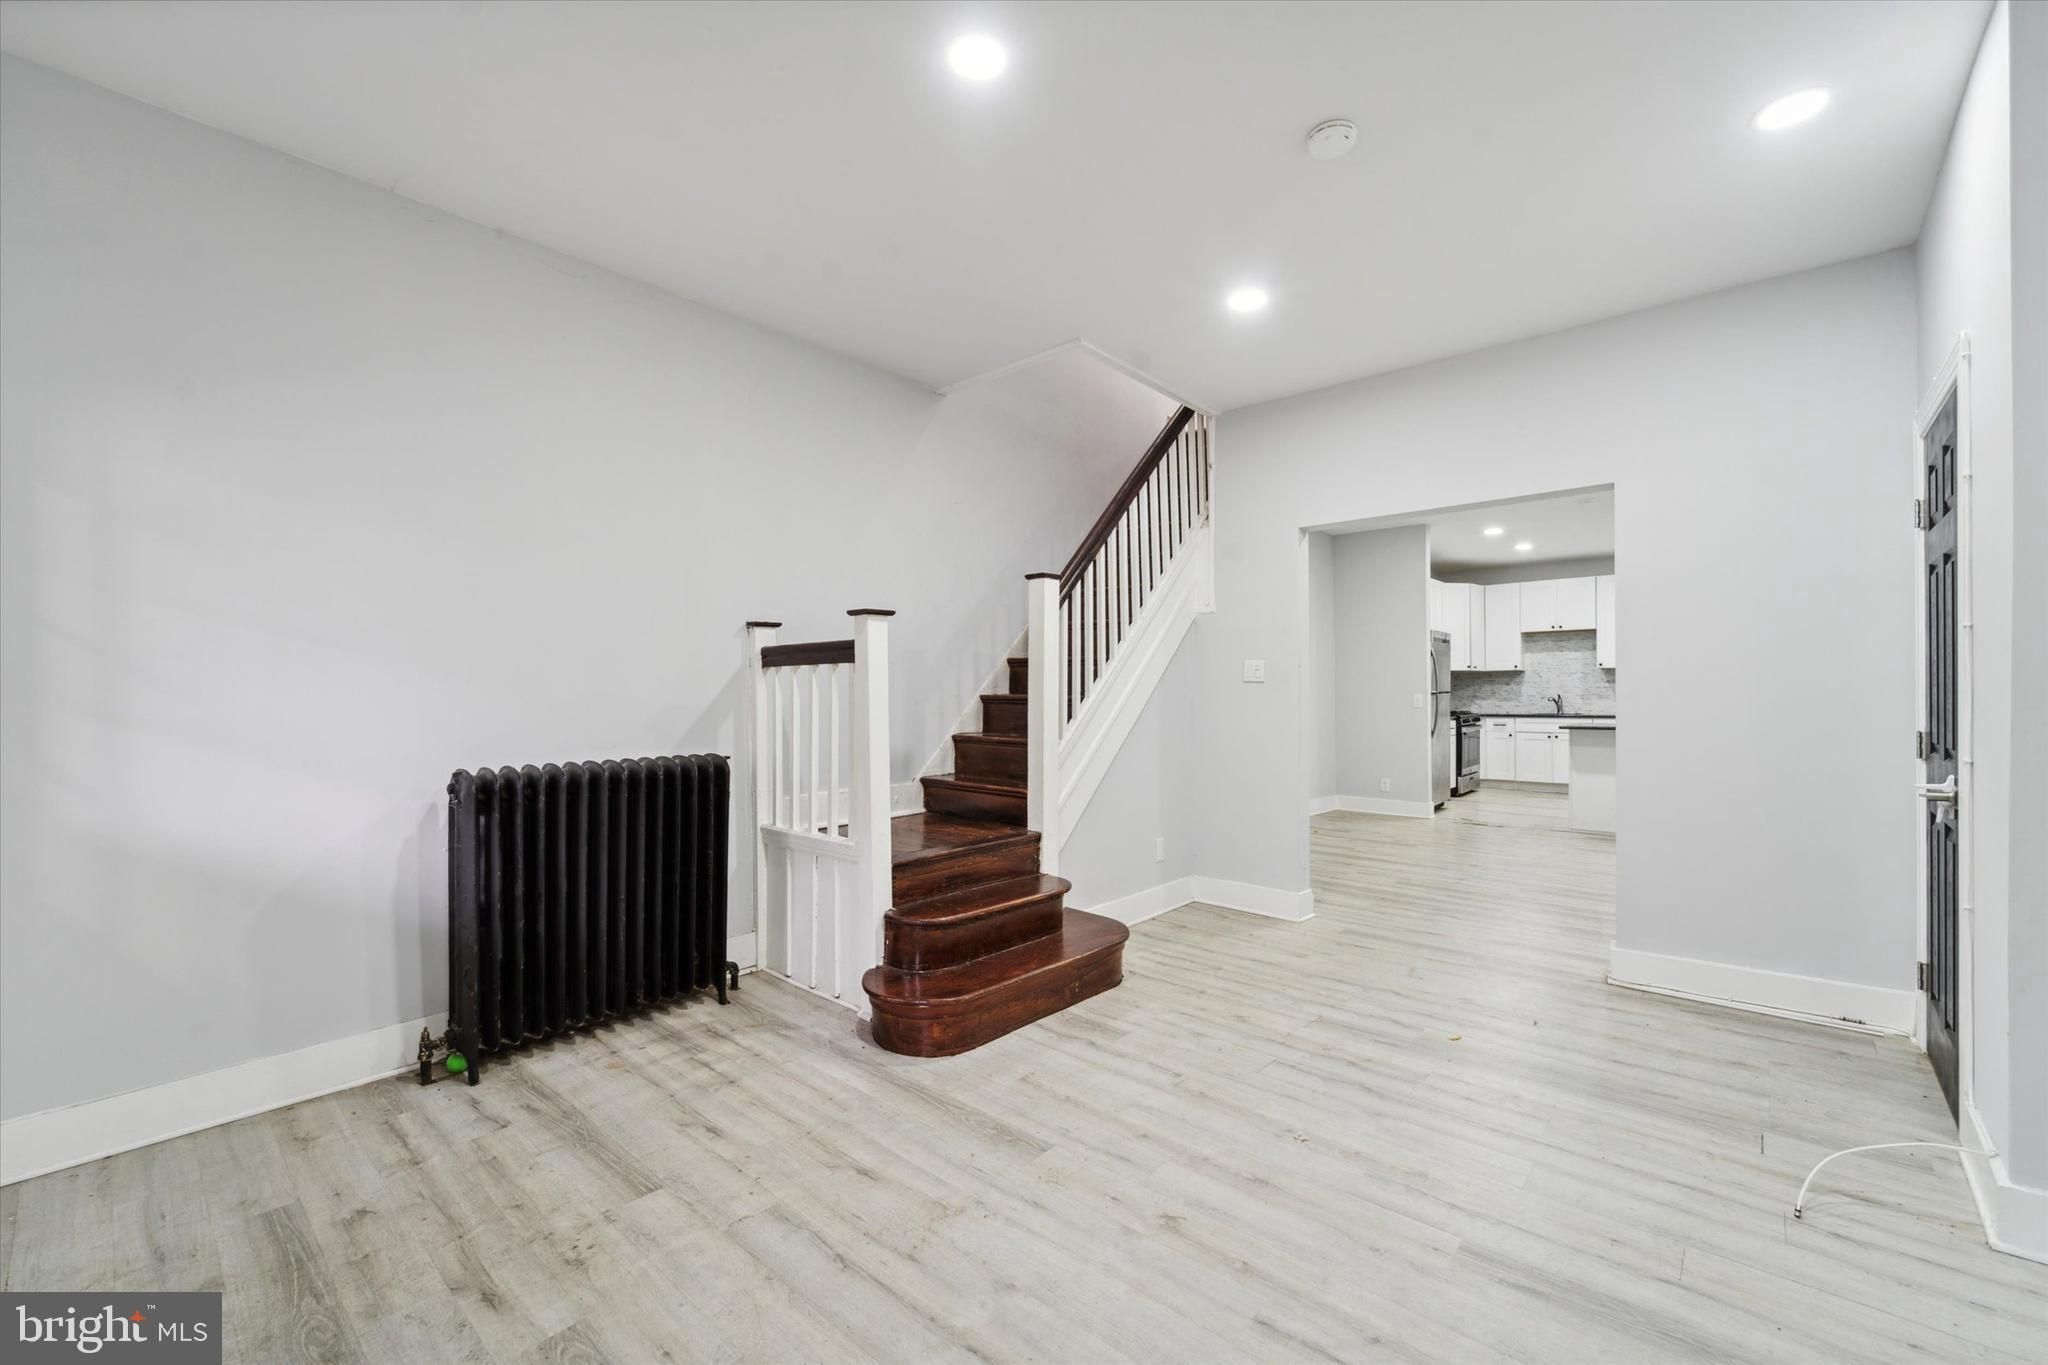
[1430,631,1452,808]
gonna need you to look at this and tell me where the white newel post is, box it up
[1025,574,1061,876]
[847,609,893,1007]
[744,621,779,971]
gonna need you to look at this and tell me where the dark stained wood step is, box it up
[952,732,1026,784]
[921,773,1026,826]
[1007,657,1029,695]
[862,909,1128,1057]
[889,812,1040,902]
[884,873,1069,972]
[980,693,1025,736]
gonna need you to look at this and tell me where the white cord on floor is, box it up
[1792,1141,1994,1219]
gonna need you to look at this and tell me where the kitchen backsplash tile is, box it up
[1451,631,1616,714]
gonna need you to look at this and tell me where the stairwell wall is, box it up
[0,56,1173,1133]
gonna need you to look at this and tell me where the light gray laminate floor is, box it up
[5,787,2041,1362]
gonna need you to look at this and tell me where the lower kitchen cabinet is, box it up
[1491,720,1573,784]
[1481,719,1514,779]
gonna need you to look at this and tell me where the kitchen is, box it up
[1435,568,1617,835]
[1311,487,1616,837]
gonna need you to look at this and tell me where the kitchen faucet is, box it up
[1548,694,1564,715]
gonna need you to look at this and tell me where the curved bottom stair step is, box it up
[862,909,1128,1057]
[884,873,1072,972]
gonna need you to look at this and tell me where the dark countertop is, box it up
[1454,711,1616,719]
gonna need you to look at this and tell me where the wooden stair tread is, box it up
[922,772,1024,794]
[953,731,1025,747]
[863,909,1126,1010]
[890,812,1036,865]
[891,873,1070,926]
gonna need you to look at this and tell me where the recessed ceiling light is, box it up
[1226,287,1270,314]
[1751,88,1830,131]
[947,34,1007,81]
[1514,541,1534,553]
[1482,526,1505,537]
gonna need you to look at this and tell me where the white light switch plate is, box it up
[1242,659,1266,683]
[1413,693,1426,709]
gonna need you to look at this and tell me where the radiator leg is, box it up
[722,960,739,1003]
[416,1027,434,1086]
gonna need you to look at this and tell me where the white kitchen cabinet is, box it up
[1481,719,1514,779]
[1429,579,1446,633]
[1555,576,1596,630]
[1595,574,1617,668]
[1483,583,1522,669]
[1519,576,1596,632]
[1509,721,1571,784]
[1436,581,1486,669]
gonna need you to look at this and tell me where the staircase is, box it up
[861,656,1129,1055]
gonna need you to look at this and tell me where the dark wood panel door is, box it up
[1922,388,1960,1122]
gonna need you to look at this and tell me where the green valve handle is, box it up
[444,1052,468,1074]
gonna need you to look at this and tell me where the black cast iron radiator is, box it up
[438,755,734,1084]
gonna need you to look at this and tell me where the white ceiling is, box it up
[0,1,1988,410]
[1423,489,1615,572]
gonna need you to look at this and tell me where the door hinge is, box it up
[1916,961,1929,991]
[1916,729,1931,760]
[1914,497,1925,530]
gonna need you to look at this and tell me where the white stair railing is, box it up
[1028,409,1212,872]
[746,610,892,1010]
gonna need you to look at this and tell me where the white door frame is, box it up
[1911,330,1972,1132]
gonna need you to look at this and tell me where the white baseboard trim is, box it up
[1076,875,1315,927]
[1606,946,1914,1035]
[1962,1098,2048,1263]
[1,1012,446,1186]
[1316,794,1436,819]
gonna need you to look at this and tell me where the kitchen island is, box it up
[1559,720,1616,833]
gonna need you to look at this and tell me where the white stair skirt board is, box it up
[1,1012,447,1186]
[1057,523,1211,845]
[1606,945,1916,1035]
[1315,795,1437,819]
[1963,1097,2048,1264]
[1077,876,1315,927]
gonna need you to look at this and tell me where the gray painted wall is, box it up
[1915,0,2043,1190]
[1450,633,1615,715]
[1170,248,1915,994]
[1329,527,1431,805]
[0,59,1174,1121]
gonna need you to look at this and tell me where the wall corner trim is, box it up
[1314,795,1437,819]
[1075,876,1315,927]
[1,1012,448,1186]
[1605,945,1915,1035]
[1962,1098,2048,1263]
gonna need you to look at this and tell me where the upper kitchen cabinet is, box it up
[1434,581,1485,669]
[1595,574,1617,668]
[1519,575,1596,632]
[1483,583,1522,669]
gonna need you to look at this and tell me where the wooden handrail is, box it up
[761,639,855,667]
[1057,405,1196,596]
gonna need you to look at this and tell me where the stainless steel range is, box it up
[1452,712,1481,797]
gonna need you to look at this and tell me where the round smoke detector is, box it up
[1306,118,1358,160]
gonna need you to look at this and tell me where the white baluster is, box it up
[1026,574,1060,874]
[808,664,822,833]
[828,662,843,839]
[745,622,779,966]
[847,610,893,1007]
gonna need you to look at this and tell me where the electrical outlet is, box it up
[1242,659,1266,683]
[1154,837,1167,863]
[1413,693,1425,709]
[1380,778,1391,792]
